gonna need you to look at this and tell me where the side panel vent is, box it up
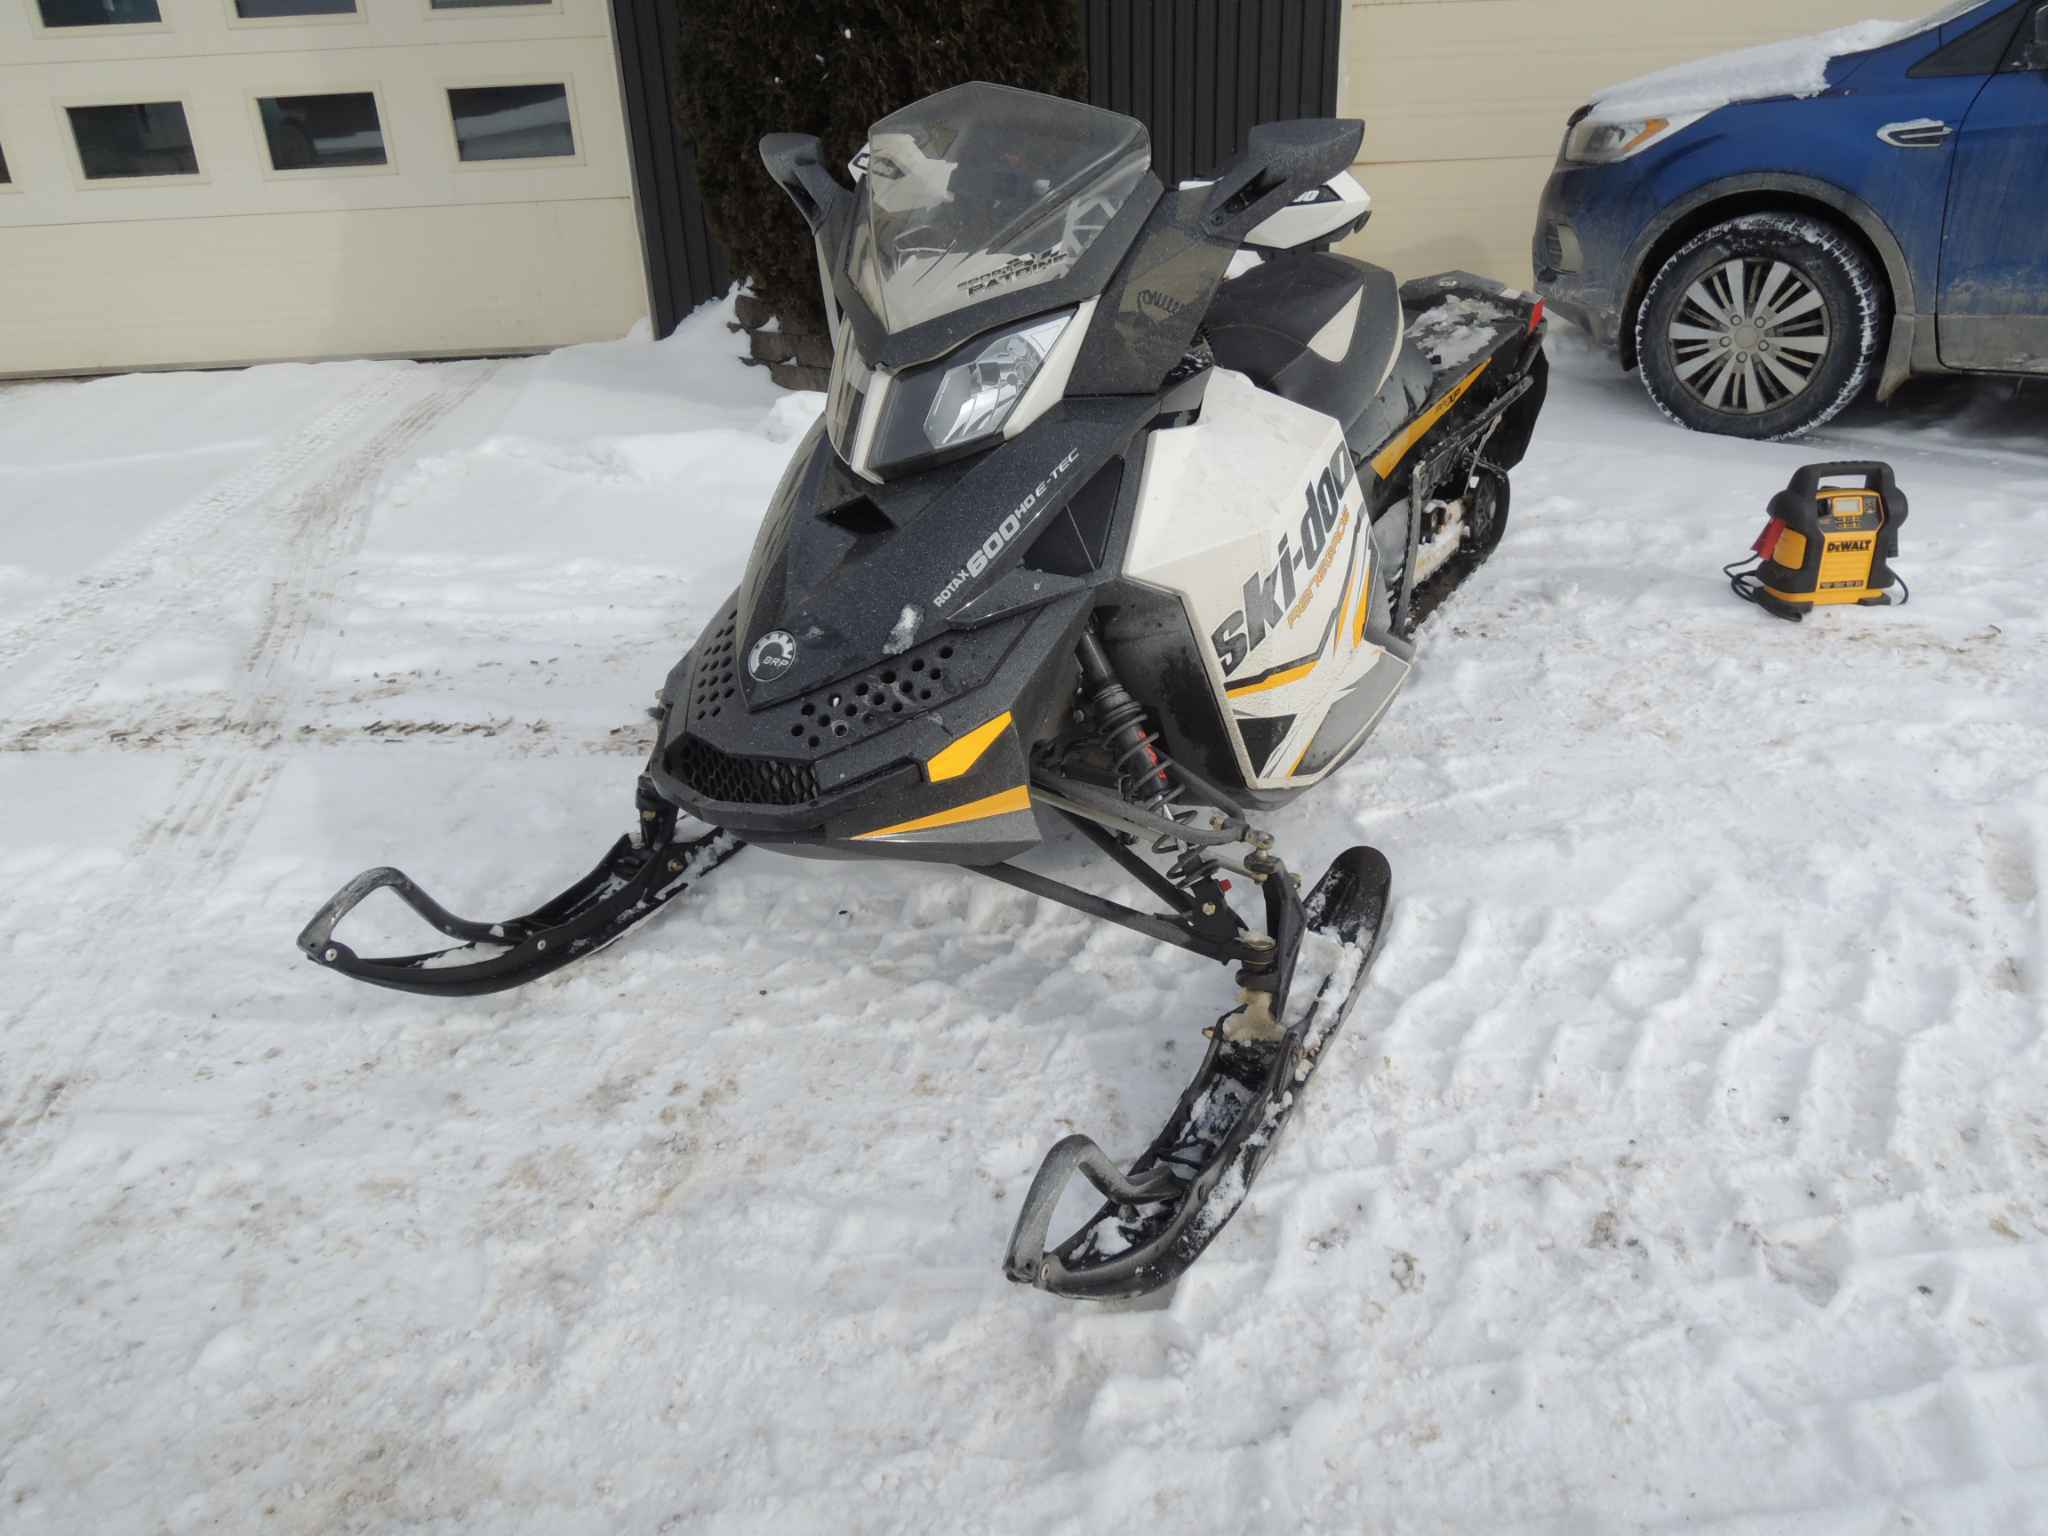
[688,611,739,722]
[668,735,818,805]
[1023,461,1123,577]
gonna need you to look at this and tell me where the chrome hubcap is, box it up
[1668,258,1831,415]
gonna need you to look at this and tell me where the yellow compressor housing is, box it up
[1729,461,1908,622]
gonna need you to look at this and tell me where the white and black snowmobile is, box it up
[300,83,1549,1300]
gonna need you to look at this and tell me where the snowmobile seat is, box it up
[1205,252,1409,457]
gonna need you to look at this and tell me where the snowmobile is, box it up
[299,84,1549,1300]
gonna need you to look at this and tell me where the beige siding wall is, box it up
[1334,0,1895,285]
[0,0,647,375]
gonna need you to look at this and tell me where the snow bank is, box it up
[1588,20,1914,122]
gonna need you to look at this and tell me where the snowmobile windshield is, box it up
[847,83,1150,334]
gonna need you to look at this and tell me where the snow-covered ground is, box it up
[3,301,2045,1533]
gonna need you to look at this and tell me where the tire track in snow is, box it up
[130,363,502,881]
[5,361,500,1099]
[0,368,419,699]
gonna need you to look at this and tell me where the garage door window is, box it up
[259,93,386,170]
[235,0,356,16]
[430,0,548,8]
[447,84,574,162]
[69,103,199,179]
[37,0,162,23]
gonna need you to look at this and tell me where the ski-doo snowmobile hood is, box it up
[648,391,1152,861]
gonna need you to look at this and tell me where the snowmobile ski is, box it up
[299,783,741,997]
[1003,846,1391,1300]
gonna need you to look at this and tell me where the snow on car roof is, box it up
[1586,19,1917,123]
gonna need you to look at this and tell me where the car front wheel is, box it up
[1635,213,1882,440]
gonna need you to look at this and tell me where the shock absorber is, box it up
[1073,631,1227,898]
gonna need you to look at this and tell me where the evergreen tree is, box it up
[675,0,1086,334]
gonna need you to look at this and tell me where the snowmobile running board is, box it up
[297,825,742,997]
[1002,846,1392,1300]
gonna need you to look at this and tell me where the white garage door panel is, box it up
[3,199,647,373]
[0,0,615,65]
[0,0,649,372]
[0,39,631,223]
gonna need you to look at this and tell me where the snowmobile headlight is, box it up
[1563,112,1700,165]
[867,310,1074,474]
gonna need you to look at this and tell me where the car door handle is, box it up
[1878,119,1953,149]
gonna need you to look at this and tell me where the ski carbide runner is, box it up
[298,827,742,997]
[1005,846,1392,1299]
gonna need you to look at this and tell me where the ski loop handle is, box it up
[299,865,511,956]
[297,828,742,996]
[1004,1133,1183,1285]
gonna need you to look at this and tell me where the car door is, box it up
[1940,1,2048,371]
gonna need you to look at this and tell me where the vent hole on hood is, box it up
[821,497,893,539]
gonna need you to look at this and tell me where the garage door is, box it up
[0,0,648,374]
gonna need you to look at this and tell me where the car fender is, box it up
[1622,172,1923,402]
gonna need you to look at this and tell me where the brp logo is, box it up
[747,630,797,681]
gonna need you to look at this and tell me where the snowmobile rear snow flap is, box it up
[298,84,1549,1300]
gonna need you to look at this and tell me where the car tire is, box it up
[1635,213,1882,441]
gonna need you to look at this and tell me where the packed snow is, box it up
[1588,20,1917,123]
[3,297,2047,1532]
[885,604,921,656]
[1407,294,1515,372]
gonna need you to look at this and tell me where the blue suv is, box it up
[1535,0,2048,438]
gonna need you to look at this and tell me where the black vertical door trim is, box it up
[1084,0,1343,181]
[1172,0,1195,186]
[1192,0,1219,178]
[609,0,731,335]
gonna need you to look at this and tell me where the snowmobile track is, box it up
[0,364,493,734]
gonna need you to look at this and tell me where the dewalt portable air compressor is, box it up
[1726,462,1908,622]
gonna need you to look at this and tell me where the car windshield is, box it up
[847,83,1150,334]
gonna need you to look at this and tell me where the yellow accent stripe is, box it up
[1349,529,1374,645]
[852,785,1031,841]
[1226,659,1317,700]
[925,711,1012,782]
[1370,357,1492,481]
